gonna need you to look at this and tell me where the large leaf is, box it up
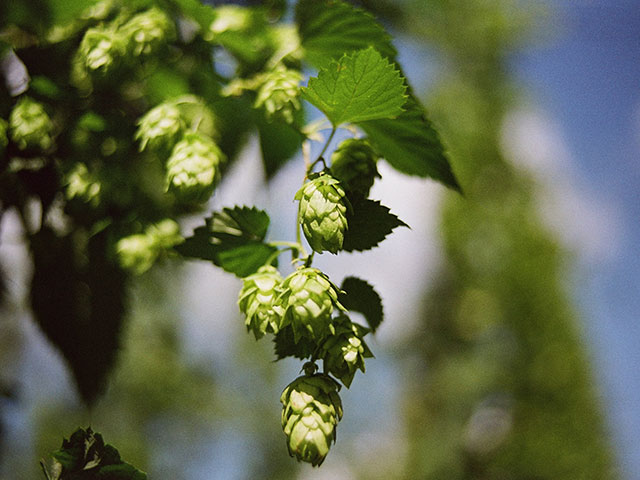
[302,47,406,126]
[296,0,397,69]
[255,111,304,179]
[339,277,383,333]
[359,95,460,190]
[342,196,408,252]
[29,227,126,405]
[273,326,315,361]
[175,206,277,277]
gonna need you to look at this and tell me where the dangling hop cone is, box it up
[275,267,344,343]
[9,97,54,150]
[295,173,348,254]
[254,66,303,124]
[281,373,343,467]
[330,138,380,196]
[238,265,283,339]
[321,315,373,388]
[135,102,184,151]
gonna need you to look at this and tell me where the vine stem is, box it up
[312,126,336,170]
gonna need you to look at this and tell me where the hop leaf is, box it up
[121,7,175,56]
[238,265,284,339]
[254,66,303,124]
[330,138,380,196]
[77,26,126,74]
[9,97,54,150]
[321,315,373,388]
[295,173,348,254]
[165,133,225,203]
[280,373,343,467]
[135,102,184,151]
[275,267,344,343]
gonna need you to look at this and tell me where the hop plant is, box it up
[65,163,101,205]
[116,219,182,274]
[77,26,126,74]
[238,265,283,339]
[165,133,225,203]
[254,66,303,123]
[280,369,343,467]
[296,173,348,254]
[275,267,343,342]
[330,138,380,196]
[321,315,373,388]
[122,7,175,56]
[135,102,184,151]
[0,118,8,153]
[9,97,54,150]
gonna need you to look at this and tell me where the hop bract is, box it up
[295,173,348,254]
[9,97,54,150]
[275,267,343,342]
[238,265,283,339]
[135,102,183,151]
[254,66,302,123]
[321,315,373,388]
[165,133,225,203]
[330,138,380,196]
[281,373,343,467]
[122,7,175,56]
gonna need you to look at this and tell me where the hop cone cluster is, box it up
[254,67,302,123]
[116,219,182,274]
[330,138,380,196]
[275,267,344,342]
[321,315,373,388]
[296,174,348,254]
[78,26,126,74]
[135,102,183,151]
[165,133,225,203]
[122,7,175,56]
[238,265,283,339]
[65,163,101,205]
[281,372,343,467]
[9,97,54,150]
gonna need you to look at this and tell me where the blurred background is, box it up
[0,0,638,478]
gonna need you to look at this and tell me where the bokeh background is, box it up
[1,0,638,478]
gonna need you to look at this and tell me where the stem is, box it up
[311,126,336,171]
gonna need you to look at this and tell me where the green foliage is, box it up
[342,197,408,252]
[41,427,146,480]
[339,276,383,333]
[302,47,406,126]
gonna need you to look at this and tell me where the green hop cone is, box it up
[295,173,348,254]
[238,265,283,339]
[165,133,225,203]
[275,267,343,342]
[330,138,380,196]
[116,219,181,274]
[254,66,302,123]
[0,118,8,154]
[121,7,175,56]
[281,371,343,467]
[65,163,101,205]
[321,315,373,388]
[78,26,126,74]
[9,97,54,150]
[135,102,184,151]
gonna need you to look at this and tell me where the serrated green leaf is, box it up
[342,196,408,252]
[359,95,460,191]
[301,47,407,126]
[296,0,397,69]
[174,206,277,277]
[273,326,316,360]
[339,277,383,333]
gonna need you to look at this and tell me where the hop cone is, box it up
[238,265,283,339]
[330,138,380,196]
[165,133,225,203]
[9,97,54,150]
[295,173,348,254]
[116,219,181,274]
[275,267,343,342]
[254,67,302,123]
[135,102,183,151]
[321,315,373,388]
[0,118,8,154]
[78,26,126,74]
[281,372,343,467]
[65,163,101,205]
[122,7,175,56]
